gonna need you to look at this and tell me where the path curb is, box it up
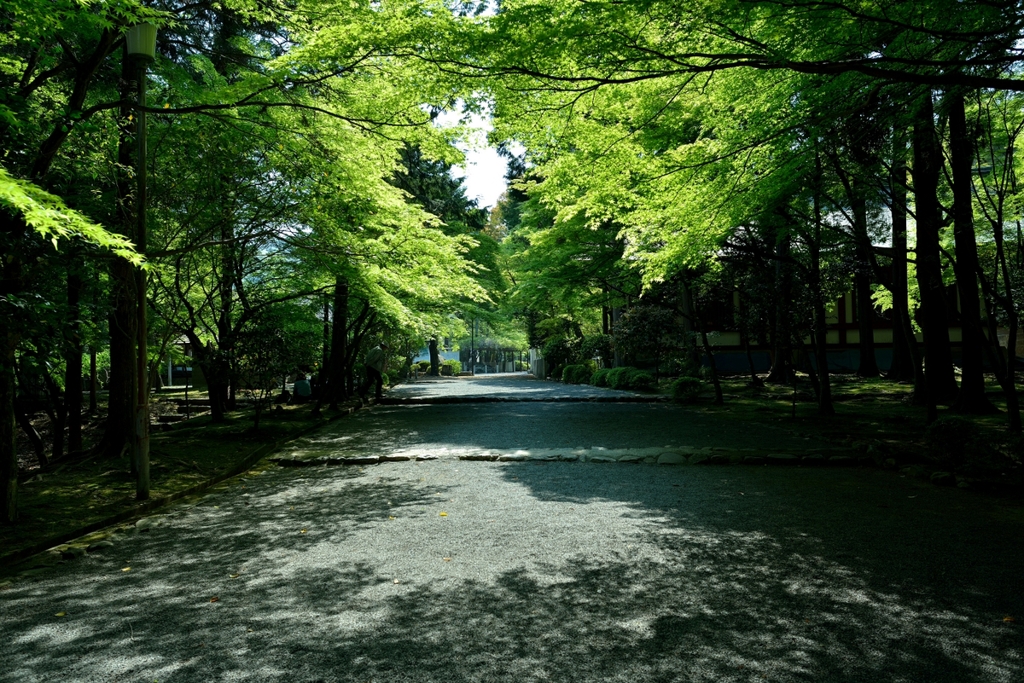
[380,395,667,405]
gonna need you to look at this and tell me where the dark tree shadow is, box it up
[2,462,1021,682]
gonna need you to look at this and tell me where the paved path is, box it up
[2,377,1023,682]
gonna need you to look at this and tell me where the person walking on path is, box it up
[360,342,389,401]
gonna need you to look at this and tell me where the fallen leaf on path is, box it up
[388,516,395,520]
[443,557,451,562]
[55,612,66,617]
[439,512,448,517]
[209,597,219,603]
[1004,616,1016,623]
[393,579,400,584]
[121,567,131,572]
[300,529,307,533]
[229,574,240,579]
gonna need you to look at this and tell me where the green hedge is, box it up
[599,366,655,390]
[442,359,462,374]
[625,368,655,389]
[670,376,702,403]
[561,363,595,384]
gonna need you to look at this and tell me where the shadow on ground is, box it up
[2,462,1021,682]
[289,402,818,455]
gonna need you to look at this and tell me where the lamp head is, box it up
[126,23,157,62]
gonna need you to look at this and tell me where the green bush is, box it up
[580,334,613,366]
[542,338,576,374]
[671,376,703,403]
[562,363,595,384]
[607,366,631,389]
[625,368,655,389]
[416,360,431,372]
[600,366,656,390]
[561,364,579,383]
[925,416,980,468]
[442,359,462,375]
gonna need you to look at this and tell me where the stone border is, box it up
[268,445,1008,494]
[0,400,372,572]
[269,445,867,468]
[380,396,668,405]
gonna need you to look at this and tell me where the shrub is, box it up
[542,338,576,373]
[580,334,613,366]
[562,363,595,384]
[600,366,656,390]
[606,366,631,389]
[442,359,462,375]
[925,416,980,468]
[671,376,703,403]
[417,360,430,372]
[625,368,655,389]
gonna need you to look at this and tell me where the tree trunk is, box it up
[328,276,349,410]
[203,351,230,422]
[15,401,45,468]
[103,259,138,460]
[101,54,139,460]
[66,266,83,453]
[89,347,97,414]
[766,232,793,384]
[948,93,996,414]
[913,92,959,420]
[886,140,920,385]
[429,338,440,376]
[218,191,236,413]
[811,160,835,415]
[851,190,880,377]
[42,371,66,464]
[690,289,723,405]
[1,326,18,524]
[612,307,623,368]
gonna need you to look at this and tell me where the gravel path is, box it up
[2,378,1022,683]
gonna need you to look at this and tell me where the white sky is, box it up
[435,108,515,210]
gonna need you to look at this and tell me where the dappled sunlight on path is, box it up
[3,460,1021,682]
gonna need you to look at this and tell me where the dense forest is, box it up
[5,0,1024,523]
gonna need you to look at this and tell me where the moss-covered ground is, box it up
[1,394,352,565]
[673,373,1022,482]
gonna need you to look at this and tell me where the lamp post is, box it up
[127,23,156,501]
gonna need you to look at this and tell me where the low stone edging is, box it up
[379,395,668,405]
[269,445,868,468]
